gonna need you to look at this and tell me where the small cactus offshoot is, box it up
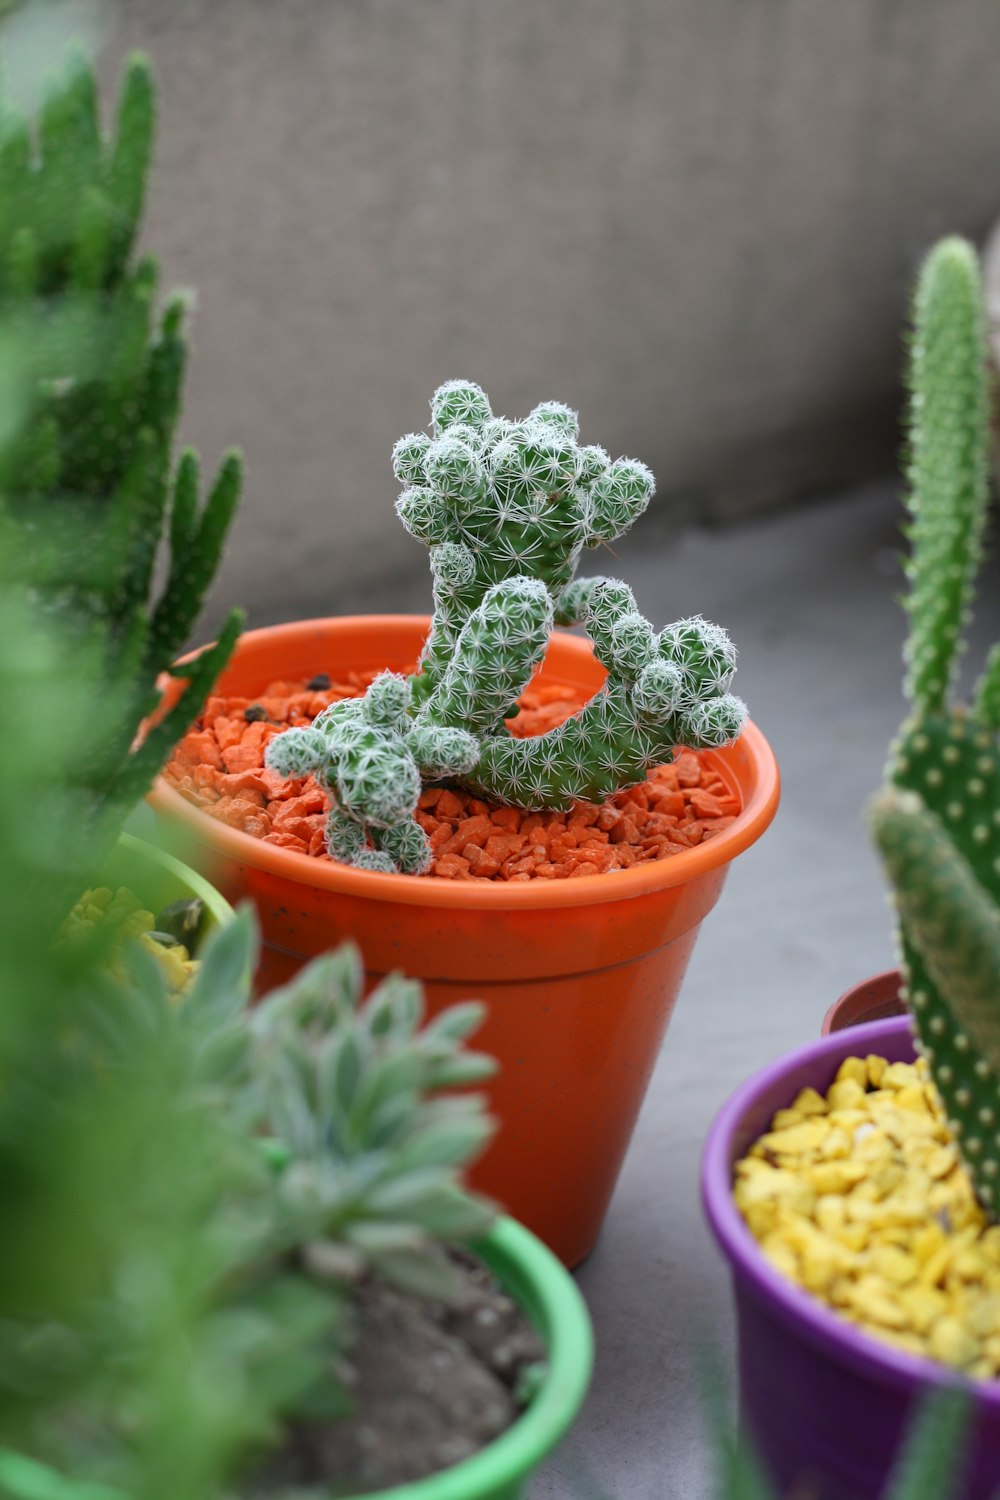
[872,236,1000,1214]
[268,382,747,872]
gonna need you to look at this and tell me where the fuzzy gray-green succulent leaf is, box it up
[248,946,497,1285]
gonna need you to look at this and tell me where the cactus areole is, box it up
[266,383,748,874]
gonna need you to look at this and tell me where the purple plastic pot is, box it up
[702,1016,1000,1500]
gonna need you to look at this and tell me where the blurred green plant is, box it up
[0,34,504,1500]
[0,695,499,1500]
[0,565,499,1500]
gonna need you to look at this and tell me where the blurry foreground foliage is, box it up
[0,40,243,926]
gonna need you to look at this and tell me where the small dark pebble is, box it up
[244,704,269,722]
[306,673,331,691]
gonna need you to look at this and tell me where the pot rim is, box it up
[113,831,235,928]
[820,967,904,1037]
[148,615,780,910]
[343,1213,593,1500]
[701,1014,1000,1404]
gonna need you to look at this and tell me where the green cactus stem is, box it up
[874,235,1000,1216]
[871,788,1000,1211]
[268,382,747,872]
[901,238,991,715]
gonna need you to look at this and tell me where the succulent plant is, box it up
[0,48,243,876]
[871,236,1000,1213]
[1,861,503,1498]
[268,381,747,872]
[246,938,499,1300]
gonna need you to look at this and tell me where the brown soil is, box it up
[164,668,742,880]
[252,1250,546,1494]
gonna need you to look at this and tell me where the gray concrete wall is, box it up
[94,0,1000,627]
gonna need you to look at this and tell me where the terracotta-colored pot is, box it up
[149,616,780,1267]
[821,969,905,1036]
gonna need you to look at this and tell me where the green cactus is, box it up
[268,381,746,872]
[0,49,243,877]
[873,236,1000,1213]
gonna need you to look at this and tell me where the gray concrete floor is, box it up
[516,479,1000,1500]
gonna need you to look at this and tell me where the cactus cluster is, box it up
[871,236,1000,1214]
[0,50,242,866]
[268,381,746,872]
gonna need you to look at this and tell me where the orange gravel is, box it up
[163,668,742,882]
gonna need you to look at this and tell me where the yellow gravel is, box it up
[734,1053,1000,1379]
[58,885,198,996]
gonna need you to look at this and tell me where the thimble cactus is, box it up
[871,237,1000,1213]
[268,382,747,873]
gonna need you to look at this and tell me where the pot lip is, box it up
[342,1213,594,1500]
[701,1014,1000,1403]
[148,615,781,910]
[820,966,904,1037]
[112,831,235,928]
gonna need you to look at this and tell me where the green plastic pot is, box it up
[0,1216,591,1500]
[349,1214,593,1500]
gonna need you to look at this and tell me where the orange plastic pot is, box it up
[149,617,780,1267]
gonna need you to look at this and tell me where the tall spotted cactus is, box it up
[871,237,1000,1213]
[0,51,242,859]
[268,382,747,873]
